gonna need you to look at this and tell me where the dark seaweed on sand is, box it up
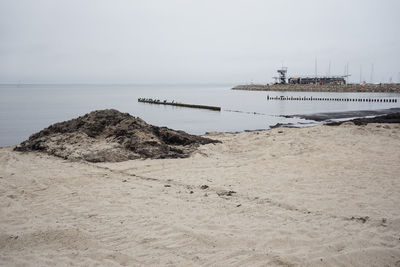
[14,109,220,162]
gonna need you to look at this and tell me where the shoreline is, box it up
[283,107,400,122]
[2,108,400,149]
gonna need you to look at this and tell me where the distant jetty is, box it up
[232,84,400,93]
[266,95,397,103]
[138,98,221,111]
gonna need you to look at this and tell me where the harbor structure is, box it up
[273,67,288,84]
[274,67,348,85]
[288,75,347,85]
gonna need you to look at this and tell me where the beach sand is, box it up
[1,123,400,266]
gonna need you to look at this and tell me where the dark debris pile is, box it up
[14,109,220,162]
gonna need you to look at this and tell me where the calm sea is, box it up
[1,84,399,147]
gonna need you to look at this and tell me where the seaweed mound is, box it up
[14,109,220,162]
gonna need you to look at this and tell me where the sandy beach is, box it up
[1,123,400,266]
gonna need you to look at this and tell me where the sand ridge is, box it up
[1,123,400,266]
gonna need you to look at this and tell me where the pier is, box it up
[266,95,398,103]
[138,98,221,111]
[232,83,400,93]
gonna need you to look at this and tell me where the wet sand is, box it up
[285,107,400,122]
[1,123,400,266]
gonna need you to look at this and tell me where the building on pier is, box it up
[288,76,347,85]
[273,67,349,85]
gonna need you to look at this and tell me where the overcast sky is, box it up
[0,0,399,84]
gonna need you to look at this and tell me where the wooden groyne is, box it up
[266,95,398,103]
[138,98,221,111]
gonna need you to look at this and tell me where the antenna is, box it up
[315,58,318,77]
[370,63,374,84]
[341,62,350,84]
[347,62,349,83]
[328,60,331,76]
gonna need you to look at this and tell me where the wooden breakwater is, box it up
[266,95,398,103]
[233,84,400,93]
[138,98,221,111]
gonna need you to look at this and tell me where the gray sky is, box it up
[1,0,399,84]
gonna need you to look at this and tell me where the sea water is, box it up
[0,84,399,147]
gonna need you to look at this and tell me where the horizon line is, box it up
[0,82,238,86]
